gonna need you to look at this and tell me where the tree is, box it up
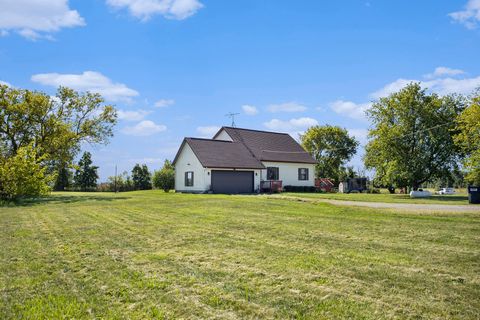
[107,171,134,192]
[364,83,464,191]
[162,159,174,171]
[338,166,358,182]
[153,160,175,192]
[53,162,72,191]
[132,164,152,190]
[454,90,480,185]
[301,125,359,182]
[74,152,99,191]
[0,144,52,200]
[0,84,116,198]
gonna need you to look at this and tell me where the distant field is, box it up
[281,191,470,205]
[1,191,479,319]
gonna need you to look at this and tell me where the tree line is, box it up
[1,82,479,200]
[301,83,480,192]
[57,155,175,193]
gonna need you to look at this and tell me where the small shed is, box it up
[338,178,368,193]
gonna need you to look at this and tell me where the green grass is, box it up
[281,192,470,205]
[1,191,479,319]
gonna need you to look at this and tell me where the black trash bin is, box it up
[468,186,480,204]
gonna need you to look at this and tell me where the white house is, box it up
[173,127,317,194]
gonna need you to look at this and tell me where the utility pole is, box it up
[114,165,117,193]
[225,112,240,127]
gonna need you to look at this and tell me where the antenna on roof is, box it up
[225,112,240,127]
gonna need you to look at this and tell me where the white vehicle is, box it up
[438,188,455,195]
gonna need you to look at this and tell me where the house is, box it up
[172,127,317,194]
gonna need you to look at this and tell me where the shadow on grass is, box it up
[1,193,131,207]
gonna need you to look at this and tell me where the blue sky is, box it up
[1,0,480,180]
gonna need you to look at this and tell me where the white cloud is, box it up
[371,75,480,99]
[370,78,414,99]
[154,99,175,108]
[424,66,465,79]
[347,128,369,145]
[329,100,371,120]
[31,71,139,102]
[263,117,318,131]
[0,80,12,87]
[106,0,204,21]
[449,0,480,29]
[242,104,258,115]
[196,126,220,138]
[424,76,480,95]
[122,120,167,136]
[0,0,85,40]
[117,109,150,121]
[332,67,480,123]
[267,102,307,113]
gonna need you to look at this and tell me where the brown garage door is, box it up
[211,170,254,194]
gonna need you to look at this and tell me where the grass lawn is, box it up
[1,191,479,319]
[281,192,470,205]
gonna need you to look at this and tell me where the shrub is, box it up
[283,186,317,193]
[153,168,175,192]
[0,144,53,200]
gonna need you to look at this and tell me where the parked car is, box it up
[438,188,455,195]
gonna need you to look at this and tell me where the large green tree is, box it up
[301,125,359,182]
[454,90,480,185]
[74,152,99,191]
[132,164,152,190]
[0,85,116,198]
[0,85,116,167]
[364,83,464,191]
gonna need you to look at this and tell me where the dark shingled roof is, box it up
[181,138,265,169]
[218,127,317,164]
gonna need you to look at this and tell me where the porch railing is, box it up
[261,180,283,193]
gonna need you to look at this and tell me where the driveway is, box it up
[317,199,480,212]
[270,195,480,212]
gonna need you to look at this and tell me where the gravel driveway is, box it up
[320,199,480,212]
[269,195,480,212]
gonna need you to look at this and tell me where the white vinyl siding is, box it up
[213,129,233,141]
[174,143,208,192]
[261,162,315,187]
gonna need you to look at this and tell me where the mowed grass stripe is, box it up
[1,191,479,319]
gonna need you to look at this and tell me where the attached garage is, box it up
[211,170,254,194]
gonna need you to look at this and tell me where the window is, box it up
[267,167,279,180]
[185,171,194,186]
[298,168,309,181]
